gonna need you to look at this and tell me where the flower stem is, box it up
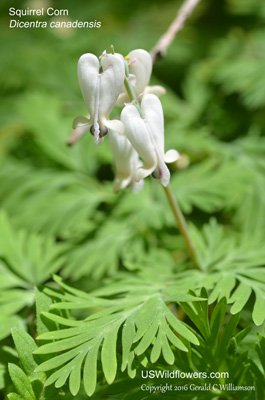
[124,76,137,102]
[122,57,199,269]
[163,184,200,270]
[150,0,201,63]
[124,60,144,118]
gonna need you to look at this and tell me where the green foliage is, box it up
[7,327,73,400]
[33,275,200,396]
[0,159,114,239]
[0,213,65,340]
[0,213,65,285]
[8,328,44,400]
[8,364,36,400]
[210,30,265,109]
[171,158,248,214]
[190,219,265,325]
[21,286,262,399]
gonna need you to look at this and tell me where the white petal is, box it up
[92,76,101,143]
[115,92,128,107]
[99,54,125,119]
[152,153,170,187]
[113,52,125,64]
[77,54,99,117]
[164,149,180,163]
[132,179,144,193]
[113,177,131,193]
[128,49,152,96]
[109,130,137,193]
[141,95,178,184]
[78,53,125,139]
[121,104,157,181]
[68,123,90,145]
[72,115,90,129]
[104,119,124,134]
[141,94,165,157]
[114,50,153,106]
[159,160,170,187]
[129,74,136,87]
[143,85,166,97]
[94,134,104,146]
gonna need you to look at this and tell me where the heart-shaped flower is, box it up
[109,128,143,193]
[116,49,166,107]
[68,52,125,146]
[121,94,179,186]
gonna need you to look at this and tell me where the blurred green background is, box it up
[0,0,265,283]
[0,0,265,275]
[1,0,265,154]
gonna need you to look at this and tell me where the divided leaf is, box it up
[34,278,201,396]
[191,219,265,325]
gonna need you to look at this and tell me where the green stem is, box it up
[123,60,144,118]
[122,57,199,270]
[124,76,137,102]
[163,184,200,270]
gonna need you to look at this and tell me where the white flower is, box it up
[108,128,143,193]
[69,52,125,146]
[120,94,179,187]
[116,49,166,107]
[67,118,90,145]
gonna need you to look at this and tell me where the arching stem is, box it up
[163,184,200,270]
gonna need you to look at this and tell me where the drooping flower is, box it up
[68,52,125,146]
[115,49,166,107]
[67,117,90,145]
[108,128,143,193]
[120,94,179,187]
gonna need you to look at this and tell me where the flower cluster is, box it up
[68,48,179,192]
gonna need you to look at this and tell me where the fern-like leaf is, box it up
[34,276,201,396]
[191,219,265,325]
